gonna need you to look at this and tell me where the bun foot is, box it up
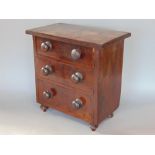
[40,105,48,112]
[90,125,98,131]
[107,113,113,118]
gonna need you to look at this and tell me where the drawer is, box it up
[35,55,94,92]
[37,79,92,123]
[35,37,94,68]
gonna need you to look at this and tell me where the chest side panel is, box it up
[98,39,124,124]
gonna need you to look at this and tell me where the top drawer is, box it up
[35,37,94,69]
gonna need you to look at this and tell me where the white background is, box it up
[0,19,155,134]
[0,0,155,154]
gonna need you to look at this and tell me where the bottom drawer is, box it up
[37,79,92,123]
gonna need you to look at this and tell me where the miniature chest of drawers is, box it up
[26,23,131,131]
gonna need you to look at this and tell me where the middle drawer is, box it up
[35,55,94,92]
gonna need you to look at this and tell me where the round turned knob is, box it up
[71,49,81,60]
[41,41,52,52]
[71,72,83,83]
[72,98,83,109]
[42,91,52,99]
[41,65,53,76]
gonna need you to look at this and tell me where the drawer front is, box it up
[36,37,94,68]
[37,79,92,123]
[35,56,94,92]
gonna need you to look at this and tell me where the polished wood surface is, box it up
[36,37,94,69]
[97,40,124,124]
[26,23,131,131]
[26,23,131,47]
[35,55,94,92]
[37,79,92,123]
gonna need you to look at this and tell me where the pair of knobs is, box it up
[41,41,84,109]
[43,91,83,109]
[41,65,83,83]
[41,41,81,60]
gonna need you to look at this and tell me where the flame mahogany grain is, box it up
[37,79,92,123]
[26,23,131,131]
[35,55,94,93]
[36,37,94,69]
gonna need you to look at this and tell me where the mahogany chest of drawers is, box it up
[26,23,131,131]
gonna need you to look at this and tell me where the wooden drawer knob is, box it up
[72,98,83,109]
[71,72,83,83]
[71,49,81,60]
[42,91,52,99]
[41,65,53,76]
[42,88,56,99]
[41,41,52,52]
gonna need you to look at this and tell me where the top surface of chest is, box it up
[25,23,131,130]
[26,23,131,47]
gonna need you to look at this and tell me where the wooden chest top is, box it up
[26,23,131,131]
[26,23,131,47]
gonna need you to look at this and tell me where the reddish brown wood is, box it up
[37,79,92,123]
[35,55,94,92]
[26,23,131,48]
[36,37,94,69]
[97,40,125,124]
[32,36,39,103]
[26,23,131,131]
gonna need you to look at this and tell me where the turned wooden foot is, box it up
[107,113,114,118]
[90,125,98,131]
[40,105,48,112]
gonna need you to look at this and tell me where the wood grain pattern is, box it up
[89,40,125,128]
[26,23,131,48]
[36,37,94,69]
[97,40,124,124]
[26,23,131,130]
[35,55,94,93]
[37,79,92,123]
